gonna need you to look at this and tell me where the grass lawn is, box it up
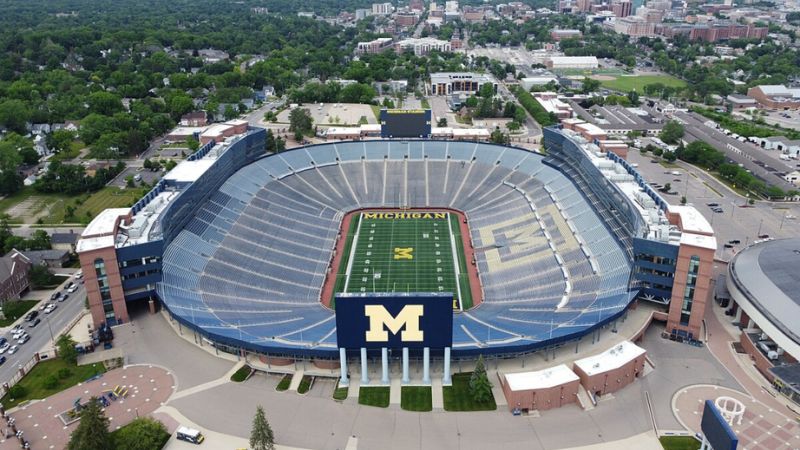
[370,104,382,121]
[401,386,432,412]
[49,142,84,162]
[443,373,496,411]
[358,387,390,408]
[333,384,348,401]
[0,300,39,327]
[45,187,145,224]
[0,358,106,408]
[276,374,292,391]
[230,365,252,382]
[600,74,687,93]
[297,375,313,394]
[659,436,701,450]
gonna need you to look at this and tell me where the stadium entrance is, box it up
[335,293,454,387]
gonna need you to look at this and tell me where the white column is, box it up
[423,347,431,385]
[360,347,369,385]
[381,347,389,385]
[402,347,410,384]
[442,347,451,385]
[339,348,348,386]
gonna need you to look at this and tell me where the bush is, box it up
[58,367,73,379]
[230,365,252,382]
[276,374,291,391]
[8,384,26,398]
[43,375,59,389]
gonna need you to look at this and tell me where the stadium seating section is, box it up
[158,141,633,356]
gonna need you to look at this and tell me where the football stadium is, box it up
[77,119,715,365]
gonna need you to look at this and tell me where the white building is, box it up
[545,56,599,70]
[372,2,394,14]
[395,38,451,55]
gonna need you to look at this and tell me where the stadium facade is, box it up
[725,238,800,406]
[77,124,715,363]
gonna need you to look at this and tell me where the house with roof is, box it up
[0,251,32,302]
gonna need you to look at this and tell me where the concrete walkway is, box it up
[289,369,304,391]
[431,377,444,410]
[169,360,243,402]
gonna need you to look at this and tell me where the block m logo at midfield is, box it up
[364,305,424,342]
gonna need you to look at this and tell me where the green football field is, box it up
[334,211,472,310]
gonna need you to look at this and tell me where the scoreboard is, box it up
[380,109,432,138]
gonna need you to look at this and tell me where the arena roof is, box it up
[730,238,800,346]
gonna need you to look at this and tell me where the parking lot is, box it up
[277,103,377,126]
[626,150,800,259]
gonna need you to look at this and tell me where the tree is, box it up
[186,136,200,153]
[47,129,77,153]
[289,108,314,135]
[67,397,110,450]
[469,355,493,403]
[437,117,448,127]
[112,417,170,450]
[659,120,685,145]
[57,334,78,365]
[250,405,275,450]
[581,77,601,94]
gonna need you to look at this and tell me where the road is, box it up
[673,111,796,190]
[0,276,87,386]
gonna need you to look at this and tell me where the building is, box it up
[180,111,208,127]
[0,251,32,302]
[430,72,498,96]
[534,92,573,120]
[726,238,800,405]
[573,341,646,397]
[18,249,70,268]
[612,0,632,17]
[545,127,717,340]
[726,94,757,109]
[545,56,599,70]
[51,232,80,253]
[395,38,451,56]
[613,16,657,37]
[550,29,582,41]
[355,37,394,55]
[77,126,266,327]
[394,12,419,27]
[500,365,581,412]
[372,2,394,15]
[747,85,800,110]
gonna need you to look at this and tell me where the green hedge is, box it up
[230,365,252,382]
[276,374,292,391]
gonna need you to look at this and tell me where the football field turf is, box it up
[336,211,469,309]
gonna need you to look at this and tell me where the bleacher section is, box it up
[158,141,633,356]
